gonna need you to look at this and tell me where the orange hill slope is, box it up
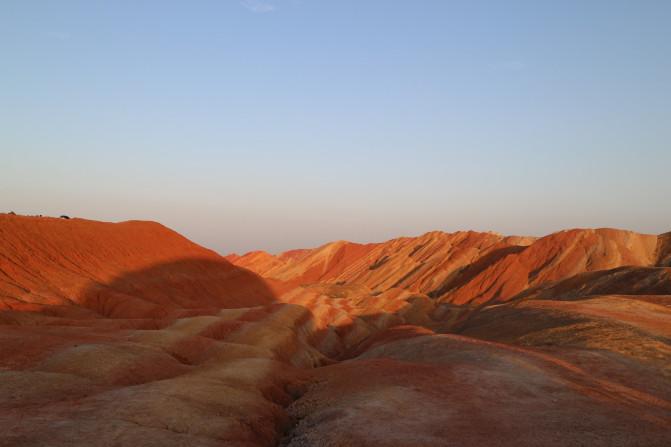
[0,214,277,319]
[229,228,664,305]
[230,231,535,295]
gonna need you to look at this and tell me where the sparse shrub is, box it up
[60,215,70,220]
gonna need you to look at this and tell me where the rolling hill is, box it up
[1,214,670,446]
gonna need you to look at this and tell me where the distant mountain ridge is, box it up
[228,227,668,305]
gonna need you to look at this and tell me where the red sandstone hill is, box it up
[228,227,666,305]
[1,214,670,447]
[0,214,278,319]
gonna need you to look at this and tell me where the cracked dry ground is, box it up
[1,215,671,446]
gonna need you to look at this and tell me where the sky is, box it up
[2,1,670,254]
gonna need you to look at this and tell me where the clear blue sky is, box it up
[2,1,670,254]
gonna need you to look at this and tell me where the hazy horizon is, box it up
[3,1,670,254]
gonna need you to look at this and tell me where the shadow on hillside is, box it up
[429,245,527,298]
[73,257,440,363]
[77,257,280,320]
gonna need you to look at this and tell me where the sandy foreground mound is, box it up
[1,214,670,446]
